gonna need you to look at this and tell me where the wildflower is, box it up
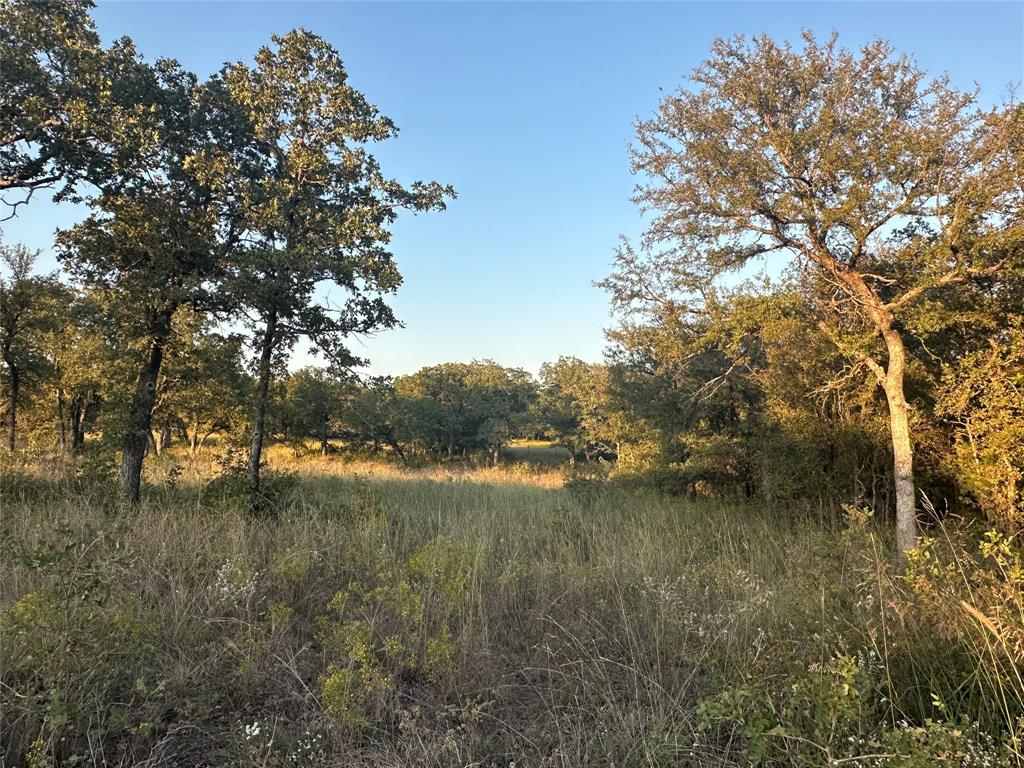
[211,558,260,607]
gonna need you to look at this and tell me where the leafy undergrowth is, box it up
[1,455,1022,767]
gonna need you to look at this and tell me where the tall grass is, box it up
[1,447,1020,766]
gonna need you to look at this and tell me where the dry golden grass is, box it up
[1,449,1021,766]
[263,444,568,490]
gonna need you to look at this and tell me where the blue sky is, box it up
[4,1,1022,375]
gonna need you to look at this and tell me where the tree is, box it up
[217,31,453,503]
[0,240,64,451]
[396,361,536,463]
[397,364,475,458]
[728,290,892,509]
[279,367,349,454]
[41,290,122,453]
[538,357,622,463]
[150,311,249,456]
[57,59,244,502]
[602,303,765,493]
[604,33,1023,551]
[467,363,537,465]
[340,376,409,462]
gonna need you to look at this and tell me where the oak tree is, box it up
[605,33,1023,550]
[217,31,453,502]
[0,0,162,218]
[57,59,244,501]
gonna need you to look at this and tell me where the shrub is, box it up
[938,321,1024,531]
[698,650,1014,767]
[315,537,474,735]
[904,527,1024,738]
[201,446,298,514]
[0,524,160,765]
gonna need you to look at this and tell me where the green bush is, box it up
[698,650,1014,766]
[0,524,160,765]
[315,537,474,735]
[201,446,298,514]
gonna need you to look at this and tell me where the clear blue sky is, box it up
[4,1,1022,375]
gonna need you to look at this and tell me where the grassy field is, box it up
[1,447,1021,767]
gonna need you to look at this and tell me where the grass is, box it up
[1,446,1021,766]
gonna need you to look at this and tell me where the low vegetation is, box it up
[2,447,1022,766]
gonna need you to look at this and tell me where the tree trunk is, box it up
[199,429,216,451]
[159,425,172,452]
[70,396,84,453]
[120,338,165,504]
[5,364,18,451]
[386,435,408,465]
[248,313,277,507]
[319,413,329,455]
[56,387,67,452]
[81,395,98,445]
[880,328,917,553]
[831,268,920,553]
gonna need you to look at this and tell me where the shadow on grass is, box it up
[500,442,572,467]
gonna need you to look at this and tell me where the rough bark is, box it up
[248,312,277,507]
[120,338,165,504]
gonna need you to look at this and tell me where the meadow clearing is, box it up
[2,445,1020,767]
[3,2,1023,765]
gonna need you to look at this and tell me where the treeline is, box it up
[0,275,594,468]
[0,274,587,468]
[6,259,1024,542]
[0,0,452,505]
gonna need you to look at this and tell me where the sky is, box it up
[3,1,1022,376]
